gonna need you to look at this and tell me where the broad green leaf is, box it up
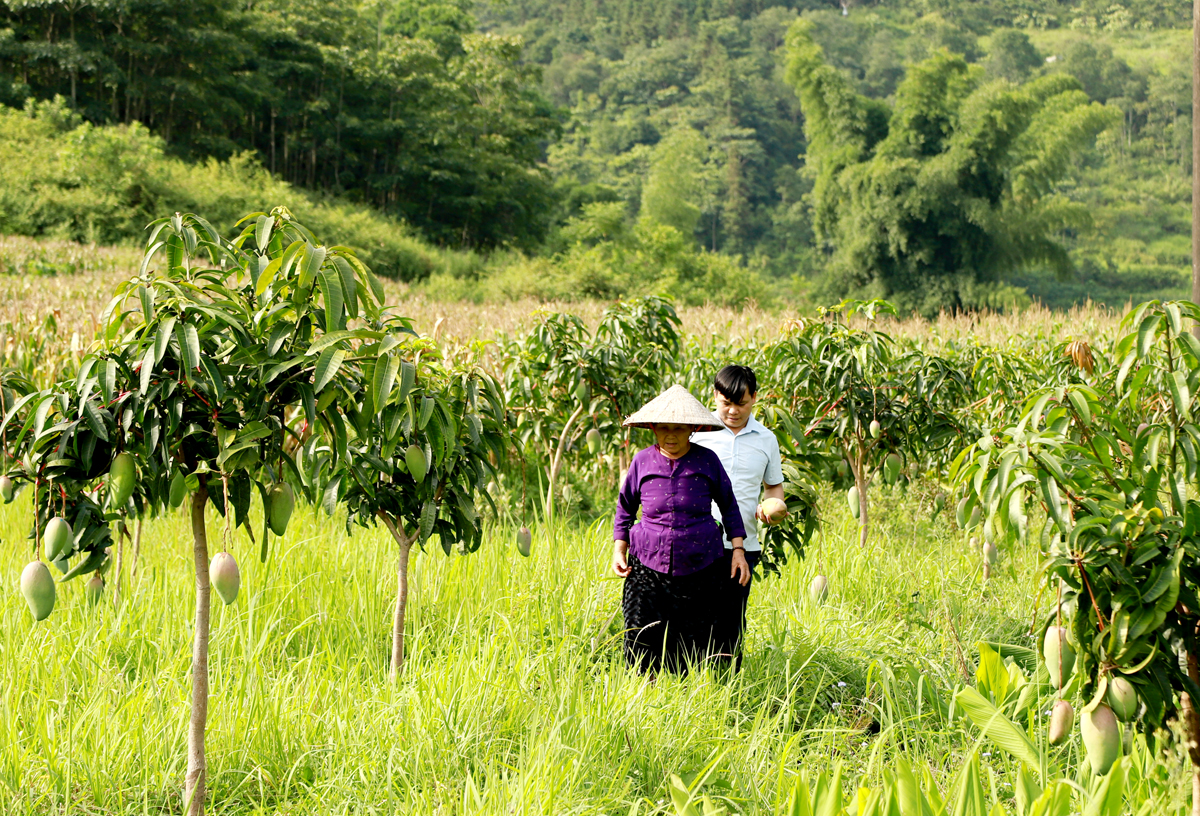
[254,256,284,296]
[139,345,155,395]
[175,323,200,374]
[314,348,346,393]
[82,400,109,442]
[332,255,358,318]
[1170,370,1191,419]
[954,687,1040,768]
[298,243,327,289]
[255,214,272,252]
[307,329,383,355]
[1081,758,1126,816]
[154,316,176,363]
[263,355,306,385]
[373,354,400,413]
[975,643,1009,705]
[1136,313,1161,357]
[397,360,416,401]
[950,754,987,816]
[318,266,344,333]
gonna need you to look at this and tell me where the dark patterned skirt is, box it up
[621,552,727,674]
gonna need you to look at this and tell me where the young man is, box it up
[691,365,786,666]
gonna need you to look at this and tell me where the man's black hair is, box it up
[714,365,757,402]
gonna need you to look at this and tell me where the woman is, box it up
[612,385,750,674]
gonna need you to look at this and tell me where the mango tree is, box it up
[767,300,966,547]
[302,332,507,678]
[9,207,384,815]
[501,296,680,514]
[952,300,1200,812]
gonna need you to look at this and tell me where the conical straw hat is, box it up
[622,385,723,430]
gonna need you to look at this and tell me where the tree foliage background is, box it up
[785,21,1116,315]
[0,0,562,249]
[0,0,1195,310]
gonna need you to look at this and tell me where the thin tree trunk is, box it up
[130,518,143,579]
[378,513,416,680]
[184,481,211,816]
[1185,649,1200,816]
[113,521,125,603]
[548,402,587,521]
[1193,0,1200,338]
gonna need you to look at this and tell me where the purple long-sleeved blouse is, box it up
[614,444,746,576]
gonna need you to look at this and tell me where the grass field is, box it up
[1,482,1192,814]
[0,234,1192,814]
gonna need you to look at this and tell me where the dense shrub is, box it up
[0,99,485,281]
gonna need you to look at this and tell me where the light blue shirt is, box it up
[691,412,783,551]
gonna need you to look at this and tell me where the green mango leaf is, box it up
[313,348,347,394]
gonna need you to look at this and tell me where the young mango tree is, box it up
[767,300,967,547]
[9,207,385,815]
[315,335,507,677]
[501,296,681,514]
[951,300,1200,812]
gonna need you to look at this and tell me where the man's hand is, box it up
[756,502,789,525]
[612,540,631,578]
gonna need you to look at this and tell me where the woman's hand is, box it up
[730,545,751,586]
[612,540,631,578]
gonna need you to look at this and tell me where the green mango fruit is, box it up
[210,552,241,605]
[761,497,788,524]
[1048,700,1074,745]
[575,380,591,404]
[982,540,998,565]
[933,492,946,512]
[516,526,532,557]
[836,460,848,479]
[85,575,104,607]
[0,475,13,504]
[586,428,601,455]
[809,575,828,604]
[868,419,881,438]
[1081,703,1121,775]
[268,483,294,536]
[1107,676,1139,722]
[169,471,187,508]
[406,444,428,483]
[1043,626,1076,690]
[847,486,861,519]
[20,561,55,621]
[43,517,73,562]
[109,452,137,508]
[956,496,969,527]
[883,453,901,485]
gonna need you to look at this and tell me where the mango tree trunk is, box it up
[379,513,417,679]
[547,402,587,523]
[131,517,143,579]
[185,480,211,816]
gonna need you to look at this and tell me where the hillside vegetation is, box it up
[0,0,1195,311]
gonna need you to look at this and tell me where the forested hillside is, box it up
[480,0,1194,309]
[0,0,1194,310]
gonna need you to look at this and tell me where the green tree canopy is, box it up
[785,19,1117,316]
[0,0,562,251]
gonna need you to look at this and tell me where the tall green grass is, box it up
[0,486,1191,814]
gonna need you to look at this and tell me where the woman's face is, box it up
[652,423,693,458]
